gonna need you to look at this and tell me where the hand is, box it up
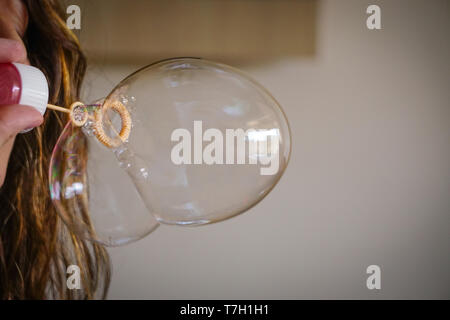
[0,38,44,185]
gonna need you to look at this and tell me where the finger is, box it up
[0,105,43,146]
[0,38,27,63]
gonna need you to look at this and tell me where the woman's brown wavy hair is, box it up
[0,0,111,299]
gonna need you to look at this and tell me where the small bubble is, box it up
[139,167,149,179]
[118,161,131,169]
[82,119,96,136]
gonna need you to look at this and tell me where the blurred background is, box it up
[70,0,449,299]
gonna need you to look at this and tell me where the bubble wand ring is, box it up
[93,101,132,148]
[47,101,132,148]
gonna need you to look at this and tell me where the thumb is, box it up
[0,104,43,144]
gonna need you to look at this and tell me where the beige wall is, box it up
[75,0,450,298]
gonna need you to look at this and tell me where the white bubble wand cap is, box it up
[11,63,49,115]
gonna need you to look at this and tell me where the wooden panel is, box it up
[70,0,317,64]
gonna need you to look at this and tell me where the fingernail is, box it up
[20,127,35,133]
[20,119,43,134]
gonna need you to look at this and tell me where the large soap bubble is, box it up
[50,58,291,246]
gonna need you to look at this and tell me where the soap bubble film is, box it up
[102,58,291,225]
[50,120,159,246]
[50,58,291,245]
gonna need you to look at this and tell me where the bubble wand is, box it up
[0,62,131,148]
[47,101,132,148]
